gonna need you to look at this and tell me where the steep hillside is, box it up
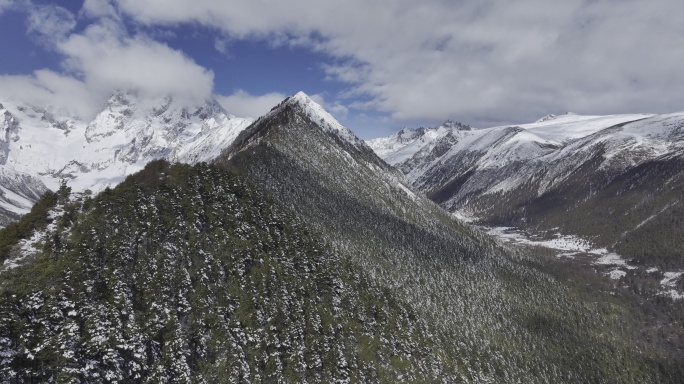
[218,93,682,382]
[0,161,442,382]
[0,168,46,227]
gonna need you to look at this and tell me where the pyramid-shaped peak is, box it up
[289,91,315,104]
[276,92,364,148]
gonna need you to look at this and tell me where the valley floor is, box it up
[454,210,684,301]
[454,209,684,363]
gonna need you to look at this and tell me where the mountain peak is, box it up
[288,91,315,105]
[535,113,557,123]
[277,92,362,148]
[535,112,578,123]
[442,119,471,131]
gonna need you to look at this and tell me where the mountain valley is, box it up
[0,93,682,382]
[369,112,684,291]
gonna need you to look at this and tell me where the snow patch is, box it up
[660,290,684,300]
[607,269,627,280]
[660,272,683,287]
[396,182,417,201]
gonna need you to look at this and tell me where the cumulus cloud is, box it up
[58,20,214,106]
[79,0,119,19]
[0,70,94,117]
[0,3,214,119]
[113,0,684,127]
[216,90,286,118]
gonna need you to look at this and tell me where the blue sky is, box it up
[1,0,684,139]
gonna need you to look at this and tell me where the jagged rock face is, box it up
[366,120,472,166]
[0,92,252,226]
[0,168,47,227]
[0,108,20,165]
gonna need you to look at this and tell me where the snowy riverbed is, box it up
[453,211,684,300]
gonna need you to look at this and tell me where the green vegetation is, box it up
[1,102,681,382]
[218,105,683,382]
[0,161,441,382]
[0,183,67,263]
[469,156,684,270]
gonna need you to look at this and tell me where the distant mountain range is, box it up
[369,112,684,270]
[0,92,682,381]
[0,92,252,225]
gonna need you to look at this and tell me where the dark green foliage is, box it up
[0,161,439,382]
[217,105,684,382]
[0,188,59,263]
[470,155,684,270]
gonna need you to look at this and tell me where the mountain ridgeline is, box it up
[216,93,682,382]
[0,92,253,226]
[0,93,682,382]
[370,113,684,270]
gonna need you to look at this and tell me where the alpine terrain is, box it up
[0,93,681,382]
[369,112,684,318]
[0,91,252,226]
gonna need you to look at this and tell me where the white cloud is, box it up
[0,6,214,120]
[0,0,14,14]
[112,0,684,127]
[80,0,119,19]
[58,20,214,107]
[216,90,286,118]
[0,70,95,118]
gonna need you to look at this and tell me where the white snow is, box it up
[660,290,684,300]
[483,226,594,253]
[367,125,455,165]
[396,182,417,201]
[287,92,363,149]
[478,224,651,283]
[660,272,683,287]
[2,205,64,271]
[368,110,684,199]
[607,269,627,280]
[0,92,253,217]
[593,250,636,268]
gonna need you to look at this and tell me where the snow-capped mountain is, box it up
[367,120,471,166]
[0,92,252,225]
[2,92,683,382]
[369,111,684,268]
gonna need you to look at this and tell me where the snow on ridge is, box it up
[285,92,363,148]
[367,122,470,166]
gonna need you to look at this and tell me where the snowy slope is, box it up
[0,167,47,226]
[369,110,684,269]
[367,120,471,165]
[0,92,252,223]
[370,112,654,194]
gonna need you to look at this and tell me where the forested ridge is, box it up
[0,161,442,382]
